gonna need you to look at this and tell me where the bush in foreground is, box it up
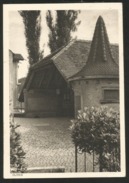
[70,106,120,172]
[10,113,27,173]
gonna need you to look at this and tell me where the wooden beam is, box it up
[45,68,55,89]
[38,71,46,88]
[38,69,48,89]
[26,72,35,91]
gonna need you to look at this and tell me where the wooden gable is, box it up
[28,63,66,90]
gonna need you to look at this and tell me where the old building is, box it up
[19,16,119,117]
[9,50,24,112]
[69,16,119,115]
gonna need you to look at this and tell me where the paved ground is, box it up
[14,117,97,172]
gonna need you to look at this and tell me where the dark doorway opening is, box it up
[56,85,74,117]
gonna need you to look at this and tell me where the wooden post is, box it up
[84,151,87,172]
[99,151,103,172]
[75,144,77,172]
[93,149,95,172]
[112,149,115,171]
[109,145,112,172]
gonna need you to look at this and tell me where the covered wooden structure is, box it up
[19,16,119,117]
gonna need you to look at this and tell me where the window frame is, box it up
[100,86,119,104]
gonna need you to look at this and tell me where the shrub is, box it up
[10,113,27,173]
[70,106,120,172]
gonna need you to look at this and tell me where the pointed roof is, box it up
[69,16,119,80]
[18,40,118,102]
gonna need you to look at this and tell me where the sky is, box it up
[9,9,119,79]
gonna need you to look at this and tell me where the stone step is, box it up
[26,166,65,173]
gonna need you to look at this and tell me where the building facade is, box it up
[19,16,119,118]
[9,50,24,113]
[69,16,119,115]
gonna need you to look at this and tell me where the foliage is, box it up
[46,10,81,52]
[19,11,43,65]
[70,106,120,172]
[10,114,27,173]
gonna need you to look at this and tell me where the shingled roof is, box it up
[28,39,118,79]
[69,16,119,80]
[18,39,119,102]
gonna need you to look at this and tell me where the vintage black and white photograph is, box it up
[3,3,125,178]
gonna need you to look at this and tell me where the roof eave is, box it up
[68,75,119,82]
[13,54,24,61]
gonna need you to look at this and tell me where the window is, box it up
[101,88,119,103]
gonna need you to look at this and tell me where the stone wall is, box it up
[72,78,119,115]
[24,78,119,117]
[24,89,61,117]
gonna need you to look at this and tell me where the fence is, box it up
[75,145,120,172]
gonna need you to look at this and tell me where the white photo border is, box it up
[3,3,125,179]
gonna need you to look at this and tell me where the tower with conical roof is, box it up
[69,16,119,115]
[70,16,119,79]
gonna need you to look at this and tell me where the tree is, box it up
[70,106,120,172]
[46,10,81,53]
[19,11,43,65]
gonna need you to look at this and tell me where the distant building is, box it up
[19,16,119,118]
[9,50,24,113]
[17,77,26,111]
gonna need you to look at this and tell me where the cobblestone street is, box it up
[14,117,95,172]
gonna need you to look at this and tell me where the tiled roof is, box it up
[53,40,91,79]
[70,16,119,80]
[30,39,118,80]
[30,45,65,70]
[18,39,119,102]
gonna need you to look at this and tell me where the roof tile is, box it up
[70,16,119,80]
[18,39,119,102]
